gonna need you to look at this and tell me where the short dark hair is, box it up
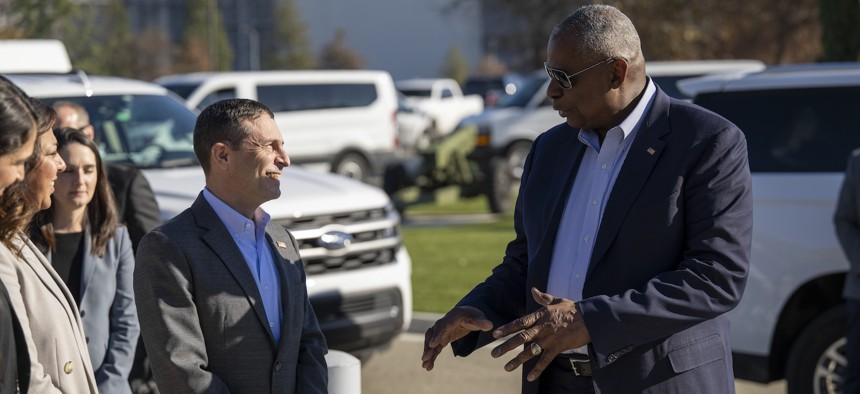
[0,75,37,157]
[193,99,274,174]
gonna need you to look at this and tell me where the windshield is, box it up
[496,76,547,108]
[40,94,198,169]
[160,83,200,99]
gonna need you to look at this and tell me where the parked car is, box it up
[462,73,523,107]
[464,59,766,183]
[395,78,484,138]
[396,94,433,152]
[678,62,860,394]
[156,70,400,182]
[6,71,413,366]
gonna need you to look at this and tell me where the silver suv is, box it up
[679,63,860,394]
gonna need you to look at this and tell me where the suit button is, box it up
[274,361,282,372]
[64,361,74,374]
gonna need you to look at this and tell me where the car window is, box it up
[695,87,860,173]
[40,94,198,169]
[497,77,546,108]
[441,88,453,98]
[160,82,200,99]
[398,89,432,98]
[197,88,237,111]
[257,83,377,112]
[651,75,701,99]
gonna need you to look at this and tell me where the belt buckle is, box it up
[569,359,583,376]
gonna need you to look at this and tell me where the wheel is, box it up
[505,141,532,180]
[484,157,512,214]
[786,304,848,394]
[333,153,370,182]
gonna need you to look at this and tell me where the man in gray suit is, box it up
[834,151,860,394]
[134,99,328,393]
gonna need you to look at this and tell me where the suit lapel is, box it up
[530,130,585,299]
[266,231,293,354]
[79,226,96,299]
[588,91,671,275]
[192,195,275,344]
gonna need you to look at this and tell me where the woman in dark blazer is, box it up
[30,128,139,394]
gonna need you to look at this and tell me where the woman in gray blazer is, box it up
[0,102,98,393]
[30,128,139,394]
[0,76,38,394]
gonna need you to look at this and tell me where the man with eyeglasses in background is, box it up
[53,100,162,393]
[422,5,752,393]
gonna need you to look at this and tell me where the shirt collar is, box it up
[203,188,271,239]
[578,77,657,147]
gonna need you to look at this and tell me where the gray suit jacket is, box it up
[834,149,860,301]
[46,226,140,394]
[134,194,328,394]
[453,88,753,393]
[0,234,98,393]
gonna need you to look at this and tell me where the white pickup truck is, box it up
[395,78,483,137]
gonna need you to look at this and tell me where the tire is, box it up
[505,141,532,180]
[484,157,512,214]
[786,304,848,394]
[333,153,370,182]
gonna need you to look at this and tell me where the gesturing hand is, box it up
[490,287,591,381]
[421,305,493,371]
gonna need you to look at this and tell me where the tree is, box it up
[440,45,469,84]
[318,29,364,69]
[264,0,315,70]
[131,27,178,81]
[177,0,234,72]
[92,0,135,77]
[819,0,860,61]
[446,0,821,68]
[3,0,76,38]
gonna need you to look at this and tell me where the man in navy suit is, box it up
[422,5,752,393]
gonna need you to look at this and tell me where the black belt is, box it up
[553,354,592,377]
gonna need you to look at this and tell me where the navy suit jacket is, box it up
[452,88,753,393]
[134,194,328,394]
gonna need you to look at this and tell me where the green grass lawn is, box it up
[403,214,516,314]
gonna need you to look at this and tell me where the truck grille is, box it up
[276,207,401,275]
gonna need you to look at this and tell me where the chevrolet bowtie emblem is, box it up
[646,147,656,155]
[277,241,287,248]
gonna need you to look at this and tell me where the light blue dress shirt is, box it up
[203,188,283,344]
[547,79,657,352]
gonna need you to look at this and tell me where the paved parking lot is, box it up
[360,332,787,394]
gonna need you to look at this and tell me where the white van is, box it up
[156,71,400,182]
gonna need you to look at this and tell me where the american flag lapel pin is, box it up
[277,241,287,249]
[646,147,656,155]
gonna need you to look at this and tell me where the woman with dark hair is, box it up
[0,76,38,394]
[31,127,139,394]
[0,101,98,393]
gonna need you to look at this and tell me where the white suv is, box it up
[7,72,413,362]
[679,63,860,394]
[156,71,400,183]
